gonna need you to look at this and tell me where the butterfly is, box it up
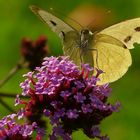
[30,5,140,84]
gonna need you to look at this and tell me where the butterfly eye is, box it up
[81,29,89,35]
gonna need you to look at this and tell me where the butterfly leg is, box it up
[79,49,83,68]
[87,48,99,69]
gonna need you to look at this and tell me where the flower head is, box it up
[17,56,120,140]
[0,113,42,140]
[21,35,49,70]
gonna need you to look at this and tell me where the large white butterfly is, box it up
[30,5,140,84]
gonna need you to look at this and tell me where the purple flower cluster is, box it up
[0,112,41,140]
[16,56,120,140]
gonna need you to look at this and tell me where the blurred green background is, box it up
[0,0,140,140]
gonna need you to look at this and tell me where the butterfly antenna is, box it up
[87,10,111,29]
[87,17,95,28]
[80,51,83,68]
[49,8,84,29]
[66,15,84,29]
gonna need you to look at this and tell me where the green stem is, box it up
[0,59,25,88]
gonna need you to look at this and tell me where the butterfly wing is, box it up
[99,17,140,49]
[30,5,75,40]
[30,5,84,67]
[93,39,132,84]
[63,31,82,66]
[92,18,140,84]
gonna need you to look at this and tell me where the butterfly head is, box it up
[80,29,93,48]
[80,28,93,35]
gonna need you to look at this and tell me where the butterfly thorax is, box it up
[80,29,93,49]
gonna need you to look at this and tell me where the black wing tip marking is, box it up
[135,27,140,32]
[29,5,40,13]
[124,35,132,43]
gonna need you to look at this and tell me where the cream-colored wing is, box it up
[93,41,132,84]
[99,17,140,49]
[30,5,75,40]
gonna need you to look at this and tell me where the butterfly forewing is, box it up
[99,17,140,49]
[94,33,126,48]
[30,5,75,40]
[30,5,82,67]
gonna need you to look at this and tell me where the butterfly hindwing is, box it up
[93,41,132,84]
[63,31,81,66]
